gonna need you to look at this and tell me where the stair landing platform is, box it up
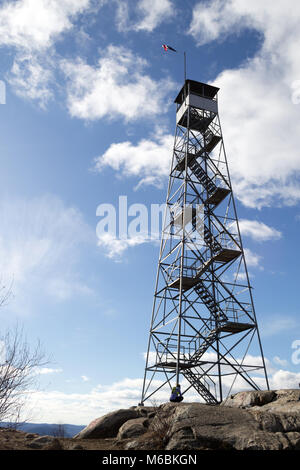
[205,187,230,206]
[169,276,199,291]
[218,322,255,333]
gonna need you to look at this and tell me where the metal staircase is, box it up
[203,129,222,153]
[194,281,228,321]
[183,369,218,404]
[203,225,222,253]
[190,328,219,362]
[190,158,217,193]
[175,153,230,207]
[168,221,241,290]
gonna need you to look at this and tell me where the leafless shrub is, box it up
[0,277,13,309]
[147,400,174,447]
[0,324,49,424]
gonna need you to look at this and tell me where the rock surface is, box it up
[117,417,149,439]
[26,435,56,449]
[223,389,300,436]
[72,389,300,450]
[68,389,300,450]
[74,408,139,439]
[223,390,276,408]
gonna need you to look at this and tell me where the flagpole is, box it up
[183,51,187,101]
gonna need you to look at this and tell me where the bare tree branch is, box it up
[0,276,13,309]
[0,324,49,424]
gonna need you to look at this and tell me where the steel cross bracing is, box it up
[141,79,269,405]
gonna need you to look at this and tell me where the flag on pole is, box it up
[161,45,186,83]
[162,44,177,52]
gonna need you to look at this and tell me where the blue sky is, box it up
[0,0,300,425]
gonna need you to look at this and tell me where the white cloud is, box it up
[36,367,63,375]
[96,232,150,260]
[114,0,130,33]
[188,0,300,208]
[234,272,248,281]
[81,375,90,382]
[239,219,282,242]
[94,132,173,258]
[115,0,175,33]
[22,361,300,424]
[62,45,176,121]
[0,340,5,364]
[94,133,173,187]
[188,0,252,46]
[261,315,299,338]
[0,0,91,51]
[243,248,261,268]
[0,0,95,106]
[46,278,94,301]
[134,0,175,32]
[8,52,55,107]
[269,369,300,390]
[273,356,289,368]
[0,195,94,312]
[24,377,146,424]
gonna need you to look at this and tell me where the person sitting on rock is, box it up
[170,384,183,402]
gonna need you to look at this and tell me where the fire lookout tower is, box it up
[141,79,269,405]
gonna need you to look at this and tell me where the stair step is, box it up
[204,135,222,153]
[183,369,218,404]
[204,187,231,207]
[175,155,227,205]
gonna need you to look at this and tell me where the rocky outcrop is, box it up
[165,402,257,450]
[74,409,140,439]
[223,390,276,408]
[74,389,300,450]
[26,435,62,450]
[223,389,300,438]
[222,389,300,410]
[117,417,149,439]
[75,406,158,440]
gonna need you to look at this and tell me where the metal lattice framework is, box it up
[141,79,269,405]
